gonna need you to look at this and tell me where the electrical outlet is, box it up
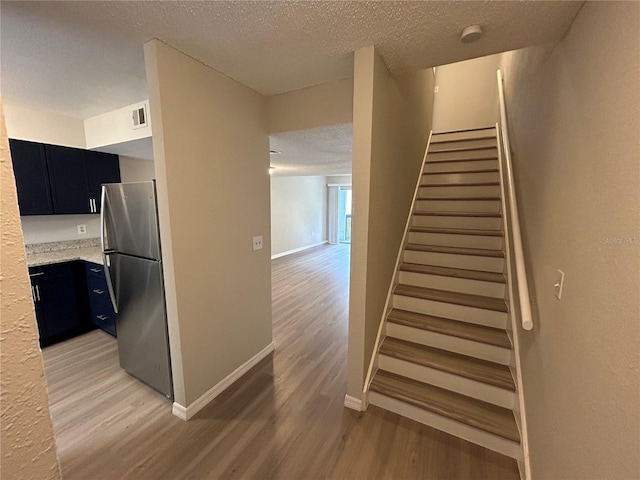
[434,85,440,93]
[252,235,263,251]
[554,269,565,299]
[77,224,87,235]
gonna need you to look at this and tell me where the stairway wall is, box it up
[347,46,435,401]
[500,2,640,478]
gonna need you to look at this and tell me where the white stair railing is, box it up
[496,69,533,331]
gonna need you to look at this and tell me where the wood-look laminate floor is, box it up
[42,244,519,480]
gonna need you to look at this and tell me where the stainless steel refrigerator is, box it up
[101,180,173,399]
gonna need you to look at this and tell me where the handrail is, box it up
[496,70,533,331]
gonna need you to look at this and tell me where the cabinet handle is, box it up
[90,268,102,273]
[97,315,108,321]
[29,272,45,277]
[93,198,97,212]
[31,286,37,303]
[35,285,41,302]
[93,289,105,295]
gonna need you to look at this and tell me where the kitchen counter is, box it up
[26,239,103,267]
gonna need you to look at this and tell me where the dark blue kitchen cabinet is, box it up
[46,144,92,214]
[29,262,94,348]
[9,139,121,216]
[85,262,117,337]
[86,150,121,212]
[8,139,54,215]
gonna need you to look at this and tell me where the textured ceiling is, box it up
[269,124,353,176]
[1,1,583,118]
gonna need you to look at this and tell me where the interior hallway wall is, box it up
[270,175,327,257]
[432,54,500,132]
[0,102,61,479]
[500,2,639,478]
[348,47,434,401]
[145,39,272,411]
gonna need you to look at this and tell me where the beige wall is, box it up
[0,103,61,478]
[500,2,639,478]
[348,46,434,399]
[268,78,353,134]
[326,175,352,185]
[119,156,156,183]
[4,103,86,148]
[432,54,500,132]
[270,176,327,257]
[144,39,272,408]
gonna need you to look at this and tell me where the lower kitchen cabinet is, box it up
[85,262,117,337]
[29,261,94,348]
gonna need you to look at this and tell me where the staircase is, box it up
[367,126,522,460]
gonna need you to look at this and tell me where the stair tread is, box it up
[380,337,515,390]
[433,126,496,135]
[370,370,520,442]
[430,135,496,144]
[420,181,500,187]
[417,196,501,202]
[425,156,498,164]
[423,168,499,175]
[413,211,502,218]
[394,284,508,313]
[400,262,506,283]
[429,145,497,154]
[405,243,504,258]
[387,308,512,348]
[409,226,503,237]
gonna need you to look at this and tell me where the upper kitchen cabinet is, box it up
[86,150,121,212]
[10,139,121,215]
[8,139,54,215]
[46,144,92,214]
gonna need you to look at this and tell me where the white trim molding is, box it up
[271,241,328,260]
[344,394,366,412]
[172,342,275,421]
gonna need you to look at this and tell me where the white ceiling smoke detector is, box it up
[460,25,483,43]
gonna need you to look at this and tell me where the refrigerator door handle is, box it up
[102,251,118,314]
[101,186,118,313]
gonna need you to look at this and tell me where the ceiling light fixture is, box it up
[460,24,483,43]
[269,166,276,175]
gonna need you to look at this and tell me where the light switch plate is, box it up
[434,86,440,93]
[77,224,87,235]
[554,269,565,299]
[252,235,263,251]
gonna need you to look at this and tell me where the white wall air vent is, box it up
[132,105,148,129]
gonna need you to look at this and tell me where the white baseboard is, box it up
[172,342,275,421]
[344,394,366,412]
[271,241,328,260]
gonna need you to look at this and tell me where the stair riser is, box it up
[378,356,515,409]
[392,294,507,329]
[386,322,511,365]
[368,392,522,459]
[418,185,501,197]
[424,159,498,173]
[427,148,498,162]
[412,215,502,230]
[429,138,496,152]
[398,271,505,298]
[408,232,503,250]
[431,129,496,143]
[414,200,501,214]
[403,250,505,273]
[422,172,500,185]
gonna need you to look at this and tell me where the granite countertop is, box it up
[26,238,104,267]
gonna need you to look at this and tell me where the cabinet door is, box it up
[46,145,91,214]
[9,139,54,215]
[86,151,121,212]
